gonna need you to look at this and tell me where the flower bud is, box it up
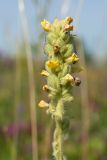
[41,19,51,32]
[65,17,73,24]
[42,85,50,92]
[41,70,49,77]
[64,24,73,32]
[66,53,79,64]
[38,100,49,108]
[61,74,75,86]
[53,45,60,54]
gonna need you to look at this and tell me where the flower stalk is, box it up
[39,17,82,160]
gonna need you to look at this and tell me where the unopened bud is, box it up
[65,17,73,24]
[41,19,51,32]
[41,70,49,77]
[53,45,60,54]
[64,24,73,32]
[38,100,49,108]
[42,85,50,92]
[66,53,79,64]
[61,74,75,86]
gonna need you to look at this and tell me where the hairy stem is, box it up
[52,100,64,160]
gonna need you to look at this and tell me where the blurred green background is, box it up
[0,0,107,160]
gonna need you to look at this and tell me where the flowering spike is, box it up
[40,17,82,160]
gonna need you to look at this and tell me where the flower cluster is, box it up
[39,17,82,112]
[39,17,82,159]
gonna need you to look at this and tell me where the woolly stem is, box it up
[52,100,64,160]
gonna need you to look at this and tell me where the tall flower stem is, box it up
[53,120,63,160]
[39,17,82,159]
[52,100,64,160]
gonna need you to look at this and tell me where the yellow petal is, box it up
[46,60,60,69]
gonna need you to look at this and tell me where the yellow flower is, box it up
[66,53,79,64]
[65,17,73,24]
[64,24,73,32]
[41,19,51,32]
[41,70,49,77]
[38,100,49,108]
[46,60,60,69]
